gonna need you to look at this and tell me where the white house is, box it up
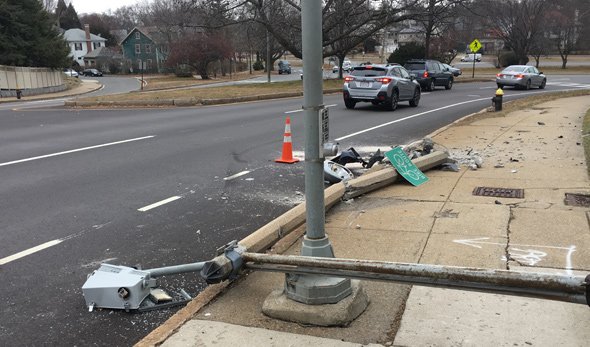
[63,24,107,67]
[398,27,425,46]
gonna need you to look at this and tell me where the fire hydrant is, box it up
[492,88,504,111]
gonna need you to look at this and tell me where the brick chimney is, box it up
[84,24,92,53]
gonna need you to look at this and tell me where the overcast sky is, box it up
[70,0,144,14]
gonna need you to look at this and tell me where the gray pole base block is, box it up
[285,273,352,304]
[262,280,369,326]
[300,235,335,258]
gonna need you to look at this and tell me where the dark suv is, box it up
[404,59,453,91]
[342,64,421,110]
[277,60,292,74]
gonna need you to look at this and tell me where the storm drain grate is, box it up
[564,193,590,207]
[472,187,524,199]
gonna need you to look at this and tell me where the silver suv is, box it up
[343,64,421,110]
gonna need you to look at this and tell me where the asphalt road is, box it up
[0,75,589,346]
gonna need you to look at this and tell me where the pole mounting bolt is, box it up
[118,287,130,299]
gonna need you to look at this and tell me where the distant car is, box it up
[342,64,421,110]
[82,68,103,77]
[277,60,291,74]
[333,60,353,73]
[443,63,462,77]
[404,59,454,91]
[460,53,482,62]
[496,65,546,90]
[63,68,79,78]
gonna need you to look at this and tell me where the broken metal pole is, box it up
[146,261,207,277]
[242,253,589,306]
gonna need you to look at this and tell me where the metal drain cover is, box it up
[564,193,590,207]
[473,187,524,199]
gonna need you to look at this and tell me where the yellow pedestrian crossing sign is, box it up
[469,39,482,53]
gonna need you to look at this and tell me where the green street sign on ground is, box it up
[385,147,429,186]
[469,39,482,53]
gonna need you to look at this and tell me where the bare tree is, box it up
[528,33,551,68]
[485,0,549,65]
[411,0,469,58]
[245,0,419,65]
[167,33,234,79]
[546,0,588,69]
[41,0,56,12]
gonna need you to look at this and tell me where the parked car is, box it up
[277,60,291,74]
[460,53,482,62]
[496,65,546,90]
[443,63,462,77]
[333,60,353,73]
[342,64,421,110]
[63,68,79,78]
[404,59,454,91]
[82,68,103,77]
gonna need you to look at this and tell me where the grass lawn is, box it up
[80,79,344,102]
[142,70,269,90]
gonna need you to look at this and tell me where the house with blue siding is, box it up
[120,27,171,73]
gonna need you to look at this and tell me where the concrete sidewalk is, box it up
[137,96,590,346]
[0,79,101,103]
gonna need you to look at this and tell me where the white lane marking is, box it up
[0,135,155,168]
[224,170,251,181]
[548,82,590,88]
[0,239,63,265]
[138,196,182,212]
[285,104,338,114]
[335,92,547,141]
[480,86,496,89]
[0,222,114,265]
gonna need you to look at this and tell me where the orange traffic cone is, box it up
[275,116,300,164]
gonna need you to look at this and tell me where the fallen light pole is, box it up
[81,261,208,312]
[241,253,590,306]
[82,242,590,312]
[82,242,244,312]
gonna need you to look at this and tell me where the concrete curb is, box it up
[344,151,449,200]
[454,77,494,84]
[65,89,342,108]
[135,151,448,347]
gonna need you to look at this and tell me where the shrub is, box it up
[499,51,529,67]
[107,61,121,74]
[253,60,265,71]
[387,43,425,65]
[175,64,193,77]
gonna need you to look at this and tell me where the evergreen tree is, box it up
[59,3,81,30]
[0,0,70,68]
[55,0,67,20]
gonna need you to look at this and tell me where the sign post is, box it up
[469,39,481,78]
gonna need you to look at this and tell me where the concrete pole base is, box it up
[262,280,369,326]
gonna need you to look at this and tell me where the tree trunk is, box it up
[337,53,346,79]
